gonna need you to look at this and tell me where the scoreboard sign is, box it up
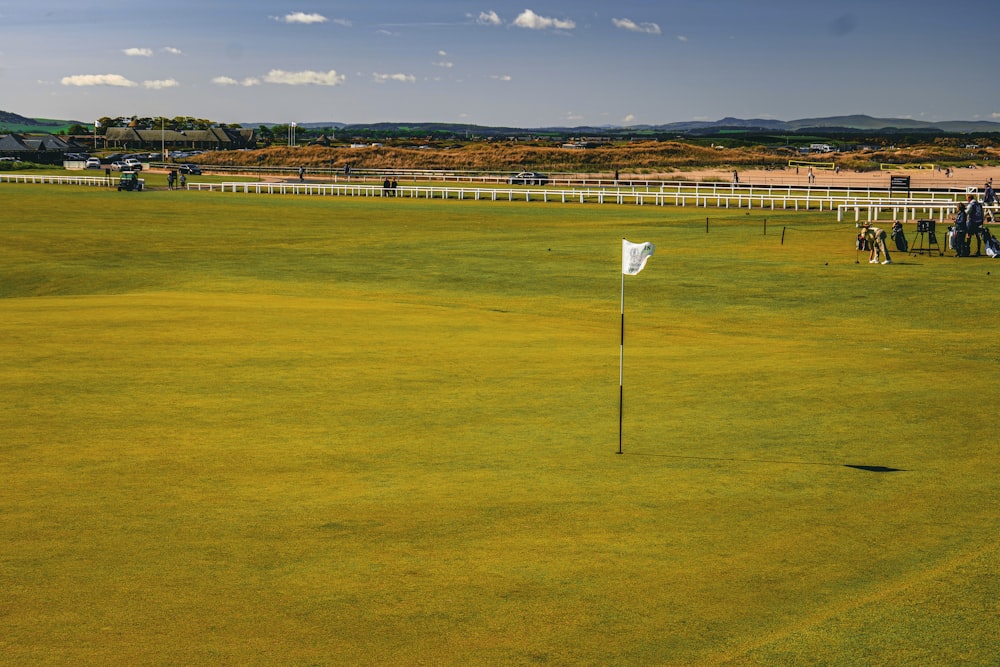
[890,175,911,193]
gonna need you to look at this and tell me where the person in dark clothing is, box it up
[953,202,969,257]
[966,194,985,256]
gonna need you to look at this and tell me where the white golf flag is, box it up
[94,120,101,128]
[622,239,655,275]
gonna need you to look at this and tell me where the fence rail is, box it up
[839,202,999,223]
[7,172,993,222]
[1,173,114,187]
[188,180,976,218]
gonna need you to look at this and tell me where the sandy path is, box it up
[645,165,998,192]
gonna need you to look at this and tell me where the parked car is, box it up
[123,158,143,171]
[177,164,202,175]
[110,161,129,171]
[85,157,101,169]
[507,171,548,186]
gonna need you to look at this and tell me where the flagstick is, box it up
[618,269,625,455]
[618,238,654,455]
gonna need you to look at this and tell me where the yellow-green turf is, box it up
[1,184,997,665]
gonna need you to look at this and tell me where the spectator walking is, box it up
[984,181,996,222]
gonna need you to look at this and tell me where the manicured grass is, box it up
[1,185,997,665]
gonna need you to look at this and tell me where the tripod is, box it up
[909,220,942,256]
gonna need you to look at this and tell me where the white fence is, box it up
[1,173,114,187]
[838,201,999,224]
[7,172,991,222]
[188,180,970,216]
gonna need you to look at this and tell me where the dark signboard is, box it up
[890,175,911,193]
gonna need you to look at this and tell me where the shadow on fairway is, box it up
[624,453,905,473]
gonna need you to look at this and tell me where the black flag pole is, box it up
[619,238,655,455]
[619,268,625,455]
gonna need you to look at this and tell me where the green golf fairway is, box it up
[1,185,997,665]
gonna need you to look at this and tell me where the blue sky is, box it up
[1,0,995,127]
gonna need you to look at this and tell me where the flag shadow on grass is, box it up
[625,453,905,473]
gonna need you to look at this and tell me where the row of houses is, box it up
[0,126,256,163]
[0,133,88,163]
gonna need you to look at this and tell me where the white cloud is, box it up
[373,72,416,84]
[276,12,328,24]
[433,60,453,68]
[623,114,636,123]
[992,112,1000,119]
[61,74,138,87]
[162,47,183,55]
[143,79,179,90]
[332,18,352,27]
[242,77,262,87]
[264,69,346,86]
[439,50,448,56]
[491,74,512,81]
[123,47,153,57]
[564,112,583,121]
[477,11,502,26]
[612,18,661,35]
[513,9,575,30]
[212,76,239,86]
[677,35,688,42]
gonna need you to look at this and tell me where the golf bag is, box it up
[948,226,969,256]
[891,221,908,252]
[982,227,1000,258]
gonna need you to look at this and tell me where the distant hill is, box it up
[0,110,44,127]
[0,110,83,133]
[245,114,1000,135]
[5,109,1000,136]
[629,115,1000,134]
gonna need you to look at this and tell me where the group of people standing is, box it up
[165,170,186,190]
[860,181,995,263]
[952,187,991,257]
